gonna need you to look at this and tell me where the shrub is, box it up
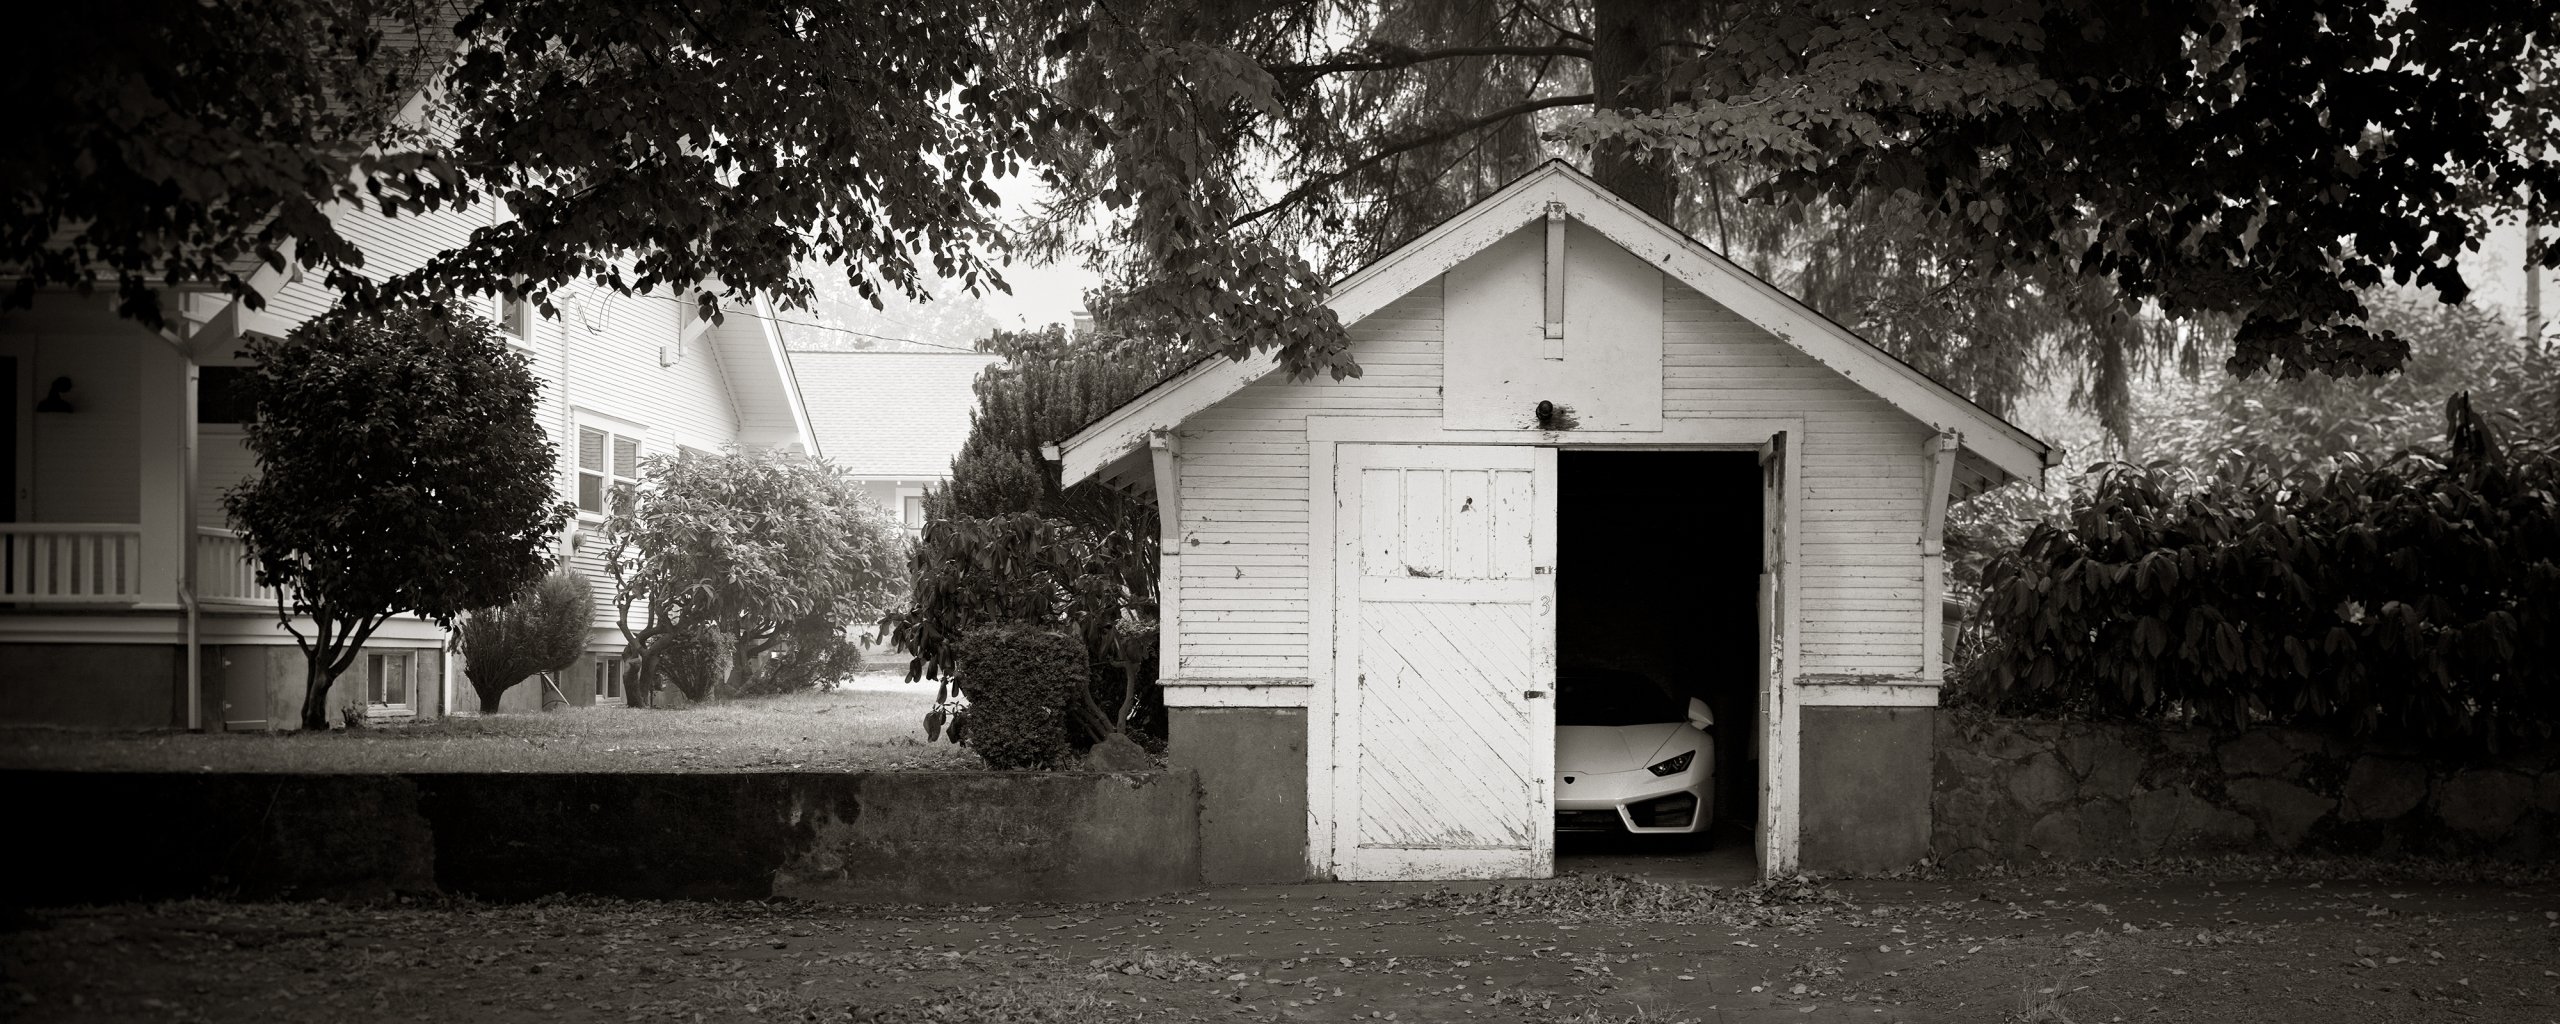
[1085,621,1164,751]
[762,619,865,691]
[1976,395,2560,747]
[455,569,594,714]
[722,620,865,697]
[647,622,736,703]
[950,624,1082,770]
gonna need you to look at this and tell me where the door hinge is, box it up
[1523,690,1547,699]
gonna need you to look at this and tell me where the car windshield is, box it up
[1556,669,1683,726]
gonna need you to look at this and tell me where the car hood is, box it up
[1557,723,1698,773]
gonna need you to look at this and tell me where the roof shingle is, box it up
[788,350,999,480]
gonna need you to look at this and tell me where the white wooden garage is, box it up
[1052,162,2052,881]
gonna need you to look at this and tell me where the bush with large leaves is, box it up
[607,447,903,702]
[885,323,1183,749]
[893,511,1159,748]
[1975,396,2560,748]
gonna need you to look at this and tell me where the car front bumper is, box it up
[1553,766,1713,834]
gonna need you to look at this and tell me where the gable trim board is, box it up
[1057,161,2052,494]
[705,300,820,455]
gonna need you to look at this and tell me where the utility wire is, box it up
[634,292,996,353]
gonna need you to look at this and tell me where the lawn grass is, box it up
[0,667,981,773]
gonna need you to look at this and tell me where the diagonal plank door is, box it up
[1333,444,1555,880]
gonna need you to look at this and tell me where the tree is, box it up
[225,299,569,730]
[887,323,1186,745]
[455,568,594,714]
[2135,293,2560,478]
[8,0,1062,331]
[607,447,903,702]
[33,0,2552,428]
[1018,0,2559,412]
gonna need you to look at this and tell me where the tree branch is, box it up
[1270,44,1592,78]
[1231,93,1595,231]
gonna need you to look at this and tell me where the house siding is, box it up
[28,327,142,523]
[1170,273,1929,683]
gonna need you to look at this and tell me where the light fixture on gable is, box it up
[35,377,74,413]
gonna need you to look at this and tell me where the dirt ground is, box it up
[7,866,2555,1024]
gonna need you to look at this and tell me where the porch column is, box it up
[135,339,192,607]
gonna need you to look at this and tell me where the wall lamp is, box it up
[34,377,74,413]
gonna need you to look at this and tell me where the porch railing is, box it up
[0,524,143,603]
[196,527,280,606]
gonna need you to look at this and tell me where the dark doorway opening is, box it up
[1554,449,1763,882]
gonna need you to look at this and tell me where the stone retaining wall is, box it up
[1932,712,2560,869]
[6,769,1199,906]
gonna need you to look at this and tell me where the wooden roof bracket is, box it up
[1920,429,1961,556]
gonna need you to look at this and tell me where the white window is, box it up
[365,652,414,715]
[902,494,925,529]
[593,655,626,707]
[576,426,642,517]
[494,294,536,346]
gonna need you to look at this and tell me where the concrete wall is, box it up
[1934,711,2560,867]
[1170,707,1309,883]
[0,643,178,728]
[212,643,447,730]
[5,769,1200,906]
[1799,706,1934,874]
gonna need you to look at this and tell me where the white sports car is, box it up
[1554,670,1715,835]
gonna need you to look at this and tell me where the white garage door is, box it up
[1331,443,1556,879]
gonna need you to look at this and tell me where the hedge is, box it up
[951,624,1083,770]
[1976,396,2559,748]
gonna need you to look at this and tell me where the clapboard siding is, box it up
[1170,285,1441,678]
[1658,287,1925,676]
[1170,271,1932,682]
[28,327,141,522]
[196,428,255,528]
[259,202,488,325]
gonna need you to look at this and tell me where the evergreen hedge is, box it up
[951,624,1082,770]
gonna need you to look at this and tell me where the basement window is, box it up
[365,652,414,716]
[594,655,626,707]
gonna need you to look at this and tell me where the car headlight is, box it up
[1646,751,1694,777]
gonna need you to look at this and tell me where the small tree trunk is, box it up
[299,647,339,731]
[478,687,504,715]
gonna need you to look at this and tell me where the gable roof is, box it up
[1056,161,2054,495]
[788,349,1001,479]
[702,299,824,456]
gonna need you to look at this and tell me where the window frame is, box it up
[494,294,536,348]
[895,483,927,536]
[571,412,649,522]
[593,654,626,707]
[364,651,415,717]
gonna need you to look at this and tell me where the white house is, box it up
[788,350,999,535]
[0,196,817,728]
[1052,162,2053,881]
